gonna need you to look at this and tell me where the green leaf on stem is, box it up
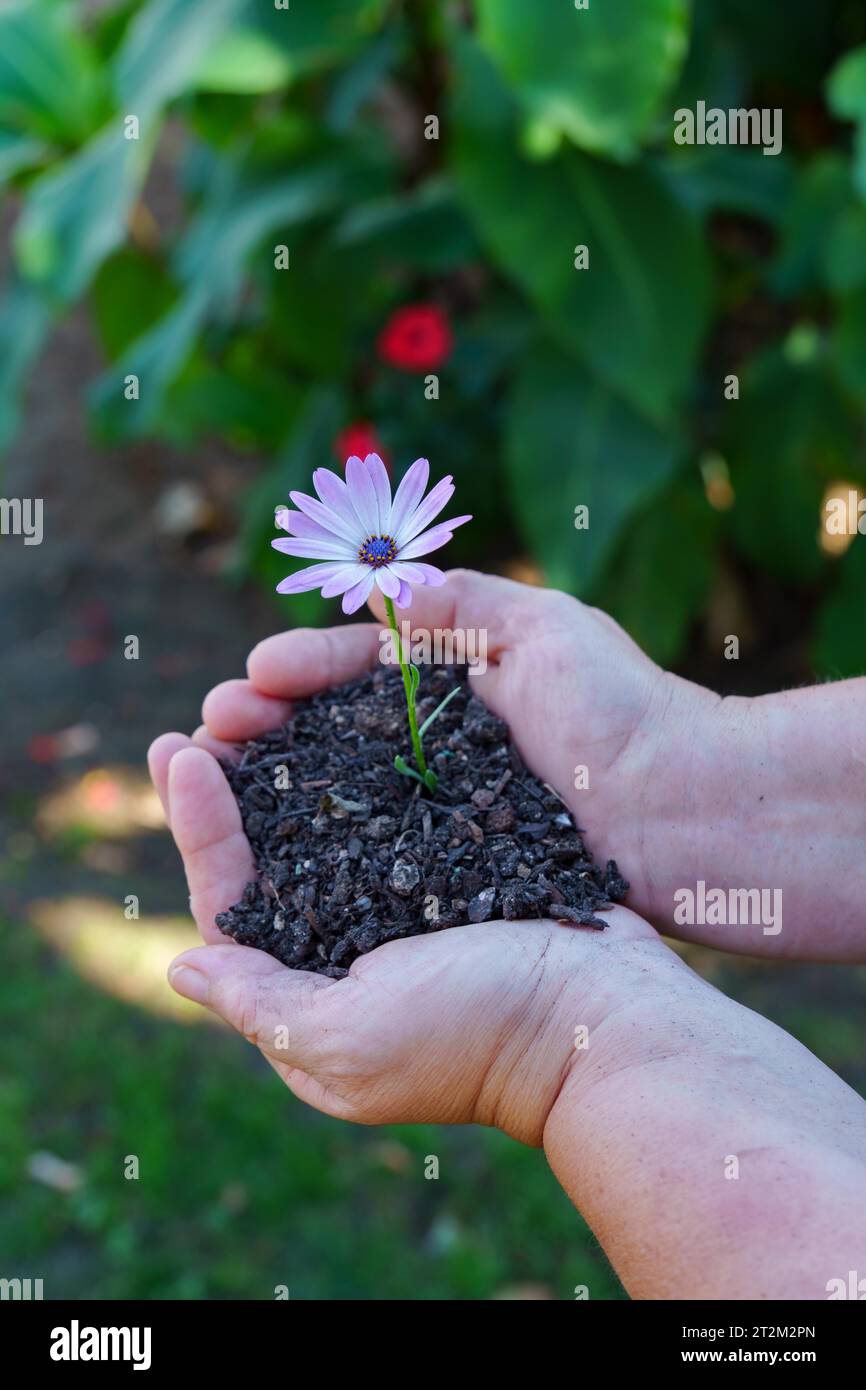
[393,755,427,787]
[418,685,461,739]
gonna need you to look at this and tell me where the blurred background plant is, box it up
[3,0,866,1301]
[2,0,866,667]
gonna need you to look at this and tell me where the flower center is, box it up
[358,534,397,568]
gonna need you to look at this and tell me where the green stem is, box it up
[384,594,429,781]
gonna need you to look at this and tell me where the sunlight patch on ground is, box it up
[36,768,165,840]
[30,896,216,1025]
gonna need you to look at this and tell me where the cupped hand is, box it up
[149,707,659,1144]
[195,568,720,926]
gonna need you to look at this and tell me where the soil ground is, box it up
[216,666,627,974]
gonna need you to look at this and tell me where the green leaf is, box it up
[826,45,866,122]
[114,0,250,116]
[831,289,866,413]
[0,277,52,450]
[771,155,853,297]
[162,350,295,452]
[451,39,711,424]
[11,0,252,304]
[0,1,106,143]
[724,353,856,583]
[822,205,866,295]
[231,386,342,615]
[0,130,48,184]
[191,28,292,95]
[89,284,211,441]
[658,147,793,225]
[814,537,866,678]
[14,123,154,302]
[90,248,176,360]
[333,178,479,273]
[598,476,719,665]
[325,33,400,132]
[394,755,427,788]
[666,0,741,116]
[418,686,461,740]
[90,160,346,437]
[175,161,345,286]
[826,46,866,200]
[505,341,681,594]
[251,0,392,80]
[268,227,381,377]
[475,0,690,161]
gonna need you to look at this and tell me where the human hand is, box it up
[150,573,866,1297]
[148,716,660,1144]
[196,568,717,936]
[198,567,866,960]
[146,724,866,1302]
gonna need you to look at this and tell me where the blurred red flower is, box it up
[28,734,58,764]
[378,304,452,372]
[334,421,390,469]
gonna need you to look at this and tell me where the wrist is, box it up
[622,675,866,956]
[473,908,665,1146]
[590,670,744,926]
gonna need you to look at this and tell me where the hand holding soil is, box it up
[149,566,866,1299]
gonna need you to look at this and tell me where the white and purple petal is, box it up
[405,561,447,585]
[388,458,429,539]
[272,535,356,561]
[342,570,376,614]
[388,559,430,586]
[278,508,342,543]
[276,561,347,595]
[398,515,471,559]
[320,563,369,598]
[364,454,392,533]
[312,468,363,533]
[345,455,379,535]
[396,475,454,545]
[375,566,402,599]
[289,489,359,546]
[393,579,413,608]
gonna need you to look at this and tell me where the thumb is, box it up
[367,566,542,678]
[168,943,335,1067]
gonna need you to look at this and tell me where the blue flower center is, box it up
[358,534,397,568]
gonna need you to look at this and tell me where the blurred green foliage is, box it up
[3,0,866,670]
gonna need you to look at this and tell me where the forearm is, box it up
[544,928,866,1299]
[622,675,866,959]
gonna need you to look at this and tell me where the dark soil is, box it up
[215,666,628,977]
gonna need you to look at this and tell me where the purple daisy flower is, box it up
[273,454,471,614]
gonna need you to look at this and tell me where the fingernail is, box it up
[169,964,209,1005]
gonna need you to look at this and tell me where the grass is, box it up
[5,859,866,1301]
[0,913,624,1301]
